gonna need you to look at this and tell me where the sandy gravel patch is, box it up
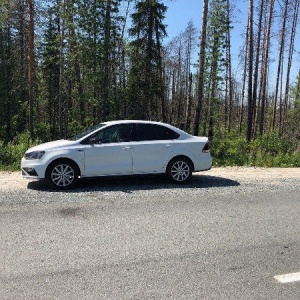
[0,167,299,191]
[0,171,25,191]
[206,167,300,180]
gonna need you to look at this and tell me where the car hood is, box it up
[26,140,77,153]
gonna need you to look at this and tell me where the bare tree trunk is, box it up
[16,0,28,133]
[208,29,219,141]
[281,0,299,135]
[279,60,284,130]
[271,0,288,132]
[59,0,65,138]
[259,0,275,136]
[68,0,84,127]
[225,0,233,134]
[239,21,249,135]
[155,12,165,122]
[185,73,193,131]
[246,0,254,142]
[119,1,130,118]
[184,23,195,131]
[193,0,208,136]
[176,46,183,127]
[27,0,34,139]
[296,70,300,101]
[102,0,112,121]
[170,70,176,123]
[251,0,264,139]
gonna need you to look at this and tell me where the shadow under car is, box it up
[27,174,240,193]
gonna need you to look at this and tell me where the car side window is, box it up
[87,124,134,144]
[136,124,179,141]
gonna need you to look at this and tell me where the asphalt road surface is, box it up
[0,169,299,299]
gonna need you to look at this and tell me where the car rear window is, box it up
[136,124,180,141]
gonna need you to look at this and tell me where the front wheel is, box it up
[46,160,78,189]
[167,158,192,183]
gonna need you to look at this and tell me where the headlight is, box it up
[24,151,45,160]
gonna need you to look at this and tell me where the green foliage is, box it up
[212,131,249,166]
[128,0,167,120]
[1,129,300,171]
[212,131,300,167]
[205,0,230,90]
[0,132,42,171]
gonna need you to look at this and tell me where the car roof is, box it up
[102,120,166,125]
[101,120,191,138]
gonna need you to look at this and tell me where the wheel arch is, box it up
[167,155,195,172]
[45,157,81,178]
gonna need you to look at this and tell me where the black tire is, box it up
[46,160,78,190]
[167,157,192,183]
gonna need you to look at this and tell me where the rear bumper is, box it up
[194,156,212,172]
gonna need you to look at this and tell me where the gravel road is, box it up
[1,167,300,299]
[0,167,299,206]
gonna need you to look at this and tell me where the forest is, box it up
[1,0,300,170]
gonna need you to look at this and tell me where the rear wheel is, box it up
[46,160,78,189]
[167,157,192,183]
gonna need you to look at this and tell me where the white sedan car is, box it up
[21,120,212,189]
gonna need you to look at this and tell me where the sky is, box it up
[164,0,249,77]
[164,0,203,38]
[164,0,249,38]
[163,0,300,85]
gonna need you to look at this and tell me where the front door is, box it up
[82,124,134,176]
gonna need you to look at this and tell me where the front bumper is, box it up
[21,158,47,179]
[22,167,38,177]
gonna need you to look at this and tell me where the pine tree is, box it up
[128,0,167,120]
[0,0,31,140]
[0,0,12,140]
[77,0,122,123]
[40,4,61,139]
[204,0,230,140]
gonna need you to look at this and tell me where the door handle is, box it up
[123,146,132,150]
[164,145,171,148]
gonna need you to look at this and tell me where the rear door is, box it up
[132,123,179,173]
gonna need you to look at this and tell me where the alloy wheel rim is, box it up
[171,161,190,182]
[51,164,75,187]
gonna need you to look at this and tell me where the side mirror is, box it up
[88,137,98,144]
[81,136,100,145]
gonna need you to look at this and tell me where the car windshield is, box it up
[69,124,106,141]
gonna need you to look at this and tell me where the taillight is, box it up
[202,142,211,153]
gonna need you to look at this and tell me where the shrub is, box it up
[0,132,42,171]
[212,132,249,166]
[212,132,300,168]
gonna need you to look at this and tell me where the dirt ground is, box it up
[1,167,299,191]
